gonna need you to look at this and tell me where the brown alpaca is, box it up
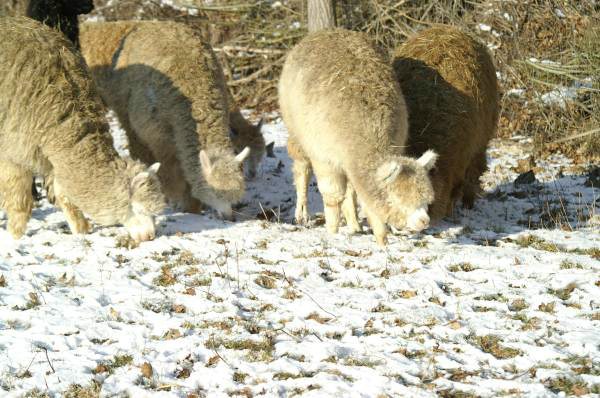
[279,29,438,245]
[392,25,500,221]
[0,17,165,241]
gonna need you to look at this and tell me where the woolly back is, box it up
[0,16,109,147]
[282,29,406,155]
[392,25,499,158]
[80,21,139,71]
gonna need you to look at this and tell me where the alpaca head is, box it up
[230,118,265,179]
[376,150,438,232]
[199,147,250,220]
[124,162,166,242]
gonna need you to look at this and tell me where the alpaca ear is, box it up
[265,141,275,158]
[200,150,212,174]
[417,150,438,171]
[235,146,251,163]
[148,162,161,174]
[376,160,402,184]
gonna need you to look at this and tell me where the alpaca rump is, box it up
[80,21,250,219]
[279,29,438,245]
[392,25,500,221]
[0,17,165,241]
[26,0,94,49]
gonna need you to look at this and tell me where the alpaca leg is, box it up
[341,183,361,233]
[463,151,487,209]
[0,160,33,239]
[288,136,312,225]
[311,160,346,235]
[52,178,90,234]
[365,207,388,246]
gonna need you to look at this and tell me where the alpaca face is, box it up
[199,148,250,219]
[377,150,438,233]
[125,163,165,242]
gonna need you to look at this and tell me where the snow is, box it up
[0,115,599,397]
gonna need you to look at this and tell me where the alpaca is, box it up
[279,29,438,245]
[80,21,251,219]
[0,17,165,242]
[392,25,499,221]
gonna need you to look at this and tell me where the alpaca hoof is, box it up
[8,223,27,239]
[74,219,90,234]
[374,233,388,247]
[294,206,309,225]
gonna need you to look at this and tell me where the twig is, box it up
[215,45,286,55]
[551,128,600,143]
[42,347,56,374]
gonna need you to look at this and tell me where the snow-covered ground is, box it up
[0,117,599,397]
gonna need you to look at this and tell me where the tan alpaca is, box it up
[392,25,499,221]
[80,22,265,215]
[279,29,438,245]
[0,17,165,241]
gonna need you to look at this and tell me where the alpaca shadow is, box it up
[439,171,598,246]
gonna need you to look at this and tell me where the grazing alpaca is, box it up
[80,21,251,219]
[279,29,437,245]
[392,25,499,221]
[0,17,165,242]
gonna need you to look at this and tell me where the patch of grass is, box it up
[509,298,529,311]
[92,354,133,375]
[23,389,50,398]
[371,303,393,312]
[512,313,542,331]
[548,282,577,301]
[569,247,600,260]
[472,335,522,359]
[64,381,101,398]
[305,312,331,324]
[538,301,556,313]
[282,288,301,300]
[438,389,479,398]
[560,260,584,270]
[343,356,383,368]
[153,265,177,286]
[325,369,355,382]
[514,235,559,252]
[191,276,212,287]
[232,372,248,383]
[546,376,591,396]
[475,293,508,303]
[448,263,476,272]
[207,336,275,362]
[394,290,417,299]
[254,274,276,289]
